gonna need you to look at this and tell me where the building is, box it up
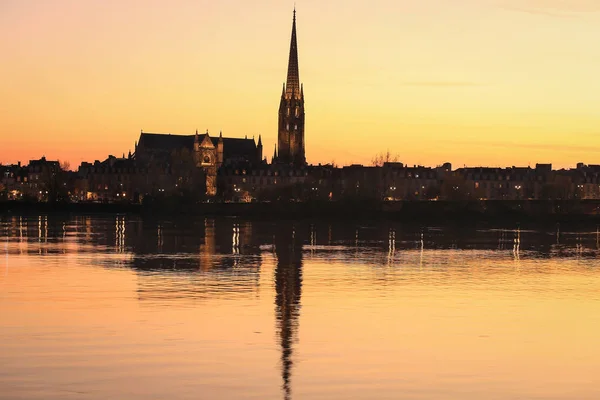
[0,162,28,200]
[275,9,306,167]
[134,130,263,196]
[27,157,63,201]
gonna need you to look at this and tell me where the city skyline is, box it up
[2,0,600,168]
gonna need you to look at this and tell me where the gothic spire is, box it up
[285,8,300,98]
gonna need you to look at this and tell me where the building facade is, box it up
[134,130,262,196]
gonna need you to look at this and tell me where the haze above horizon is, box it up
[1,0,600,168]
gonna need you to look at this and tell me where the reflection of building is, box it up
[127,218,262,302]
[274,223,304,400]
[199,218,216,271]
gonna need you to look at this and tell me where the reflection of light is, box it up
[232,223,240,255]
[38,215,48,242]
[115,216,126,252]
[157,224,163,252]
[420,232,424,270]
[513,227,521,261]
[387,228,396,265]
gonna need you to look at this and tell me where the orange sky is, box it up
[1,0,600,169]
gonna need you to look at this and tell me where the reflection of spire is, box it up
[274,223,303,400]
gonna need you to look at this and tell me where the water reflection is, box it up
[5,214,600,262]
[275,224,303,400]
[2,215,600,399]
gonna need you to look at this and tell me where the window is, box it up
[287,107,290,116]
[203,155,210,164]
[295,107,300,117]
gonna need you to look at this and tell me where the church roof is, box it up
[138,133,195,151]
[220,137,258,159]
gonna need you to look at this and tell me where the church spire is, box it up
[285,8,300,98]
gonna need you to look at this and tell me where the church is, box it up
[134,130,262,195]
[131,9,306,196]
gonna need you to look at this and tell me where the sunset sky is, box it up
[1,0,600,169]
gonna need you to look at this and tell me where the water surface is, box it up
[1,215,600,399]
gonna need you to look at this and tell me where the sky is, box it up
[1,0,600,169]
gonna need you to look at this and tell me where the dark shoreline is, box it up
[2,200,600,228]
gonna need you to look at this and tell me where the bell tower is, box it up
[277,8,306,166]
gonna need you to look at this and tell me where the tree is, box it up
[371,150,401,167]
[60,161,71,171]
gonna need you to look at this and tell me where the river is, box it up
[1,215,599,399]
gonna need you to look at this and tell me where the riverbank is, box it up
[2,200,600,226]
